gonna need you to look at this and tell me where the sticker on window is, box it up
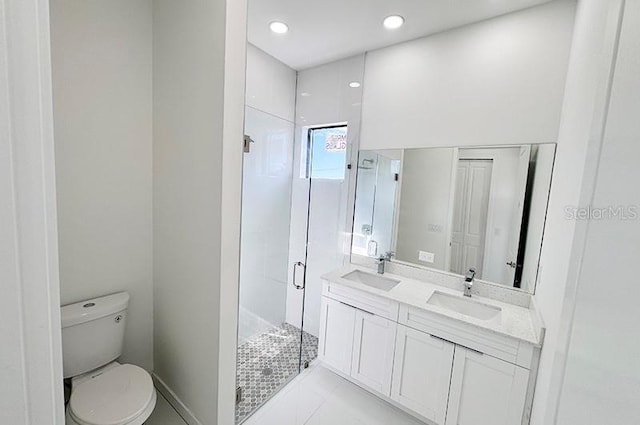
[325,133,347,152]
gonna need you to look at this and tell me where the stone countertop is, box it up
[322,264,543,346]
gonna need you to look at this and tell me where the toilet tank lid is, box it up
[62,292,130,328]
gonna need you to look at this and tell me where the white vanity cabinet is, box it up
[318,294,397,396]
[350,309,397,395]
[391,325,454,424]
[319,279,540,425]
[318,297,356,375]
[446,346,530,425]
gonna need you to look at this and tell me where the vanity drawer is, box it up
[323,281,399,320]
[399,305,534,368]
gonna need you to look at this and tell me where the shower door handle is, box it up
[292,261,306,290]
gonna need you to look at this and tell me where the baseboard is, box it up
[152,373,203,425]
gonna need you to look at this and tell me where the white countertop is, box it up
[322,264,543,346]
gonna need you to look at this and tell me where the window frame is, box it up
[304,124,349,180]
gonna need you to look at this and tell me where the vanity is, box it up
[318,266,543,425]
[315,143,553,424]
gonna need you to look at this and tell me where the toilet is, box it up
[61,292,156,425]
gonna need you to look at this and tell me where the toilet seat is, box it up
[68,364,156,425]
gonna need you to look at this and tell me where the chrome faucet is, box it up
[377,251,394,274]
[464,268,476,297]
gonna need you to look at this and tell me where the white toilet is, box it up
[61,292,156,425]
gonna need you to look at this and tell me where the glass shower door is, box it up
[294,125,349,354]
[235,106,305,424]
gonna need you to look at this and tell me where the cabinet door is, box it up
[391,325,454,424]
[446,346,530,425]
[351,310,397,396]
[318,297,356,375]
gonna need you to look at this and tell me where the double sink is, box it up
[341,269,502,323]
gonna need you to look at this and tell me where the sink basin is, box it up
[341,270,401,292]
[427,291,501,322]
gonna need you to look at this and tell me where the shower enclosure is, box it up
[235,110,351,423]
[235,105,302,423]
[235,47,365,423]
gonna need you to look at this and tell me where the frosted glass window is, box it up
[306,126,348,180]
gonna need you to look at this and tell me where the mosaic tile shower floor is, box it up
[235,323,318,424]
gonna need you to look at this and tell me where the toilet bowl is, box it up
[61,293,156,425]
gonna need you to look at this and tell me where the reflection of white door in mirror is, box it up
[455,146,531,286]
[450,160,493,277]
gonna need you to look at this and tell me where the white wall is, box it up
[554,1,640,423]
[50,0,153,371]
[530,0,625,423]
[246,44,296,122]
[286,55,365,337]
[152,1,233,423]
[396,148,454,269]
[360,0,576,150]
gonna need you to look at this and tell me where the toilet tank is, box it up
[61,292,129,378]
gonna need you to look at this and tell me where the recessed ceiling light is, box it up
[349,82,361,88]
[300,92,311,97]
[383,15,405,30]
[269,21,289,34]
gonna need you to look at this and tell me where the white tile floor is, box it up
[242,363,425,425]
[145,364,425,425]
[146,390,188,425]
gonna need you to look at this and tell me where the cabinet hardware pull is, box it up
[337,300,374,316]
[430,334,485,356]
[462,346,484,356]
[430,334,453,344]
[355,306,375,316]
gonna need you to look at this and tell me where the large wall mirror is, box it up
[351,144,556,293]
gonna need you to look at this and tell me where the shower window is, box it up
[303,125,348,180]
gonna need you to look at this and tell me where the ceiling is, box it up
[248,0,555,70]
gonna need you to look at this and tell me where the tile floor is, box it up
[242,363,425,425]
[146,390,187,425]
[145,364,424,425]
[236,323,318,423]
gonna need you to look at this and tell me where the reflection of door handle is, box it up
[506,261,517,268]
[292,261,306,290]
